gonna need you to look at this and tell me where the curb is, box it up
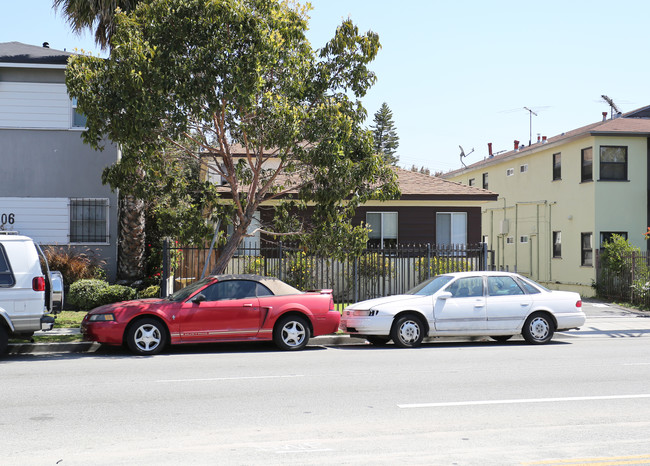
[5,329,627,355]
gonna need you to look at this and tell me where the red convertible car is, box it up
[81,274,339,355]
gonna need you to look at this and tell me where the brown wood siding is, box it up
[257,205,483,245]
[352,206,483,244]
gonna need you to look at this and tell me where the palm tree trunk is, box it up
[117,194,145,280]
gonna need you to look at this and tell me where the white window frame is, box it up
[436,212,467,246]
[506,236,514,244]
[71,97,87,129]
[366,212,398,248]
[520,235,529,243]
[506,168,515,177]
[520,164,528,173]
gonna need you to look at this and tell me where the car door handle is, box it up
[243,303,254,307]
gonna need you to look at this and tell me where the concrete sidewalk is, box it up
[7,302,650,354]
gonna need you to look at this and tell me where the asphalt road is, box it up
[4,303,650,466]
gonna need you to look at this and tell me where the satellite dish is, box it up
[459,145,474,168]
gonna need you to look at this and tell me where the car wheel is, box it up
[0,325,8,355]
[391,315,425,348]
[490,335,513,342]
[274,315,310,351]
[366,336,390,346]
[126,318,167,355]
[522,312,554,344]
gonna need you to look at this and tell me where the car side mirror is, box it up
[191,293,206,304]
[437,291,452,300]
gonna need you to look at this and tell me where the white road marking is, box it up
[157,374,304,383]
[398,393,650,408]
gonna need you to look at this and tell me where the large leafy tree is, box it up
[66,0,399,274]
[371,102,399,165]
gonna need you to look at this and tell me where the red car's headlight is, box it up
[89,313,116,322]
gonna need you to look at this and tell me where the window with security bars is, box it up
[70,198,109,243]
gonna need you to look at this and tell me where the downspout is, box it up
[502,197,507,269]
[515,203,518,272]
[549,202,556,282]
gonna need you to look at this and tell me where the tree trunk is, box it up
[211,227,246,275]
[117,194,145,281]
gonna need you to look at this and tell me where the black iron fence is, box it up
[161,241,488,304]
[595,249,650,308]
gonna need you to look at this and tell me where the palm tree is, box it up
[54,0,146,280]
[53,0,140,50]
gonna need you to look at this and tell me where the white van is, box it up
[0,232,63,353]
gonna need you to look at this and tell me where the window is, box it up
[506,237,514,244]
[553,153,561,180]
[447,276,484,298]
[487,276,524,296]
[71,97,87,128]
[581,147,593,182]
[366,212,398,248]
[436,212,466,246]
[0,244,15,287]
[70,198,109,243]
[506,168,514,177]
[201,280,258,301]
[520,235,529,243]
[520,164,528,173]
[553,231,562,258]
[600,231,628,250]
[482,173,489,189]
[468,178,475,187]
[581,232,593,267]
[600,146,628,181]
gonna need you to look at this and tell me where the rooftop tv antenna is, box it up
[459,145,474,168]
[601,95,621,118]
[523,107,538,146]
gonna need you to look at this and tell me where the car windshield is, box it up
[406,275,454,296]
[166,278,212,302]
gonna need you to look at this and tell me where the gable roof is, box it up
[0,41,73,66]
[394,167,496,201]
[443,104,650,178]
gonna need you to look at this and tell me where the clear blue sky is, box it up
[3,0,650,173]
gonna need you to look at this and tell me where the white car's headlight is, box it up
[347,310,379,317]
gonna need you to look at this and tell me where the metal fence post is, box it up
[278,241,283,281]
[481,242,488,271]
[161,237,170,298]
[426,243,431,280]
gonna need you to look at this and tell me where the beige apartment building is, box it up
[443,106,650,296]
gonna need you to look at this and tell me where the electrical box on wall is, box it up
[500,219,509,235]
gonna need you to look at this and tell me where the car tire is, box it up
[522,312,554,344]
[0,325,8,355]
[366,336,390,346]
[274,315,310,351]
[390,314,425,348]
[490,335,513,342]
[126,318,167,355]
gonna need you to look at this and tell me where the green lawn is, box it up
[55,310,86,328]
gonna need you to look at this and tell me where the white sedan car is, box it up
[340,271,585,347]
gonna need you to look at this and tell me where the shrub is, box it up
[96,285,137,307]
[43,246,106,285]
[601,234,640,274]
[67,279,109,310]
[415,256,473,280]
[139,285,161,299]
[284,251,314,290]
